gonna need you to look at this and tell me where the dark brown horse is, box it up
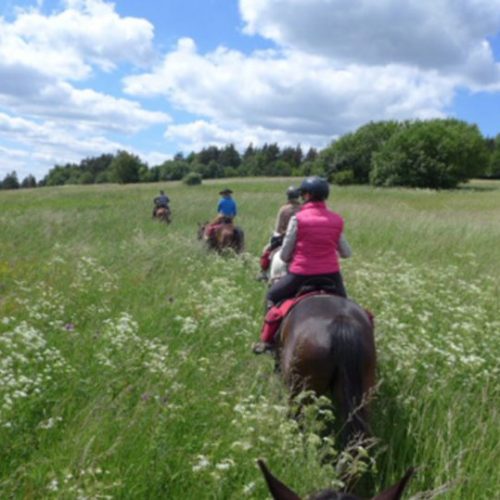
[155,206,171,224]
[277,292,376,440]
[197,220,244,254]
[258,460,414,500]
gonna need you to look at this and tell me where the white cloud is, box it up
[4,0,154,78]
[239,0,500,85]
[0,0,170,176]
[125,38,454,142]
[0,110,129,178]
[165,119,329,153]
[0,0,166,131]
[0,81,169,133]
[2,0,499,178]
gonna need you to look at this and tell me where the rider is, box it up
[153,190,170,217]
[253,176,352,354]
[257,186,301,281]
[216,188,237,221]
[205,188,237,238]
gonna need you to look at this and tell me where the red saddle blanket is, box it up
[260,292,374,343]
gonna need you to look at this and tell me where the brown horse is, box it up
[155,206,171,224]
[197,220,244,254]
[277,292,376,440]
[257,460,414,500]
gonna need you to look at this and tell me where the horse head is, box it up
[197,222,208,240]
[257,460,414,500]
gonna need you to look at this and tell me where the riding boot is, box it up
[252,301,275,355]
[256,271,269,282]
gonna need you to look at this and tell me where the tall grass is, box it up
[0,179,499,499]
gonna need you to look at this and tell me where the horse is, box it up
[155,206,171,224]
[275,287,376,441]
[257,460,414,500]
[269,247,288,284]
[197,220,244,254]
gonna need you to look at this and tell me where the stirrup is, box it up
[252,341,273,355]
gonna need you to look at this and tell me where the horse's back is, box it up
[280,294,375,395]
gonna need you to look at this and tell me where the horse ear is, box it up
[372,468,414,500]
[257,459,302,500]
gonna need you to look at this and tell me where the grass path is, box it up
[0,179,499,499]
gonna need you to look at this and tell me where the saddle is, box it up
[261,288,339,344]
[261,286,374,345]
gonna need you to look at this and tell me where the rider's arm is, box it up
[338,234,352,258]
[279,216,298,263]
[274,207,289,235]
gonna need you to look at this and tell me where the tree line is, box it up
[2,118,499,191]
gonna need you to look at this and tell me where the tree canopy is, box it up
[2,118,496,191]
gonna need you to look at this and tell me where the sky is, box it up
[1,0,499,180]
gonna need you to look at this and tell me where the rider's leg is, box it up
[267,273,306,304]
[253,274,306,354]
[324,272,347,298]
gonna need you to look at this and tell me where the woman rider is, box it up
[253,176,352,354]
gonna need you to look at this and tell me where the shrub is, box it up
[183,172,202,185]
[371,119,488,189]
[331,170,355,185]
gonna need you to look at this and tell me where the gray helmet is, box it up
[286,186,300,200]
[299,176,330,201]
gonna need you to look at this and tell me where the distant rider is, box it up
[253,176,352,354]
[204,188,237,238]
[153,190,170,217]
[258,186,301,281]
[216,188,237,222]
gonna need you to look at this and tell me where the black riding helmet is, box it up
[299,176,330,201]
[286,186,300,200]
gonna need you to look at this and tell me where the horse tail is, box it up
[329,316,369,441]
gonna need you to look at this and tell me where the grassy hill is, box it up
[1,179,499,499]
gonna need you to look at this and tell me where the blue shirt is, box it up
[217,197,237,217]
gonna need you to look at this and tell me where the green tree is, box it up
[197,146,220,165]
[280,145,302,169]
[322,121,401,184]
[158,160,190,181]
[21,174,37,188]
[304,147,318,162]
[183,172,202,185]
[219,144,241,168]
[1,171,20,189]
[110,151,143,184]
[486,134,500,179]
[371,119,488,189]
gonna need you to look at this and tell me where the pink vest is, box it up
[289,201,344,275]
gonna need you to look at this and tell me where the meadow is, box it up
[0,178,499,499]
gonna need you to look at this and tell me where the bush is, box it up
[331,170,355,185]
[182,172,202,186]
[371,119,488,189]
[321,121,401,184]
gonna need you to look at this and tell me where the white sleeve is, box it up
[338,234,352,258]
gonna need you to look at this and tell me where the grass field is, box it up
[1,179,499,499]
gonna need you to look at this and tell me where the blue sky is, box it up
[1,0,499,179]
